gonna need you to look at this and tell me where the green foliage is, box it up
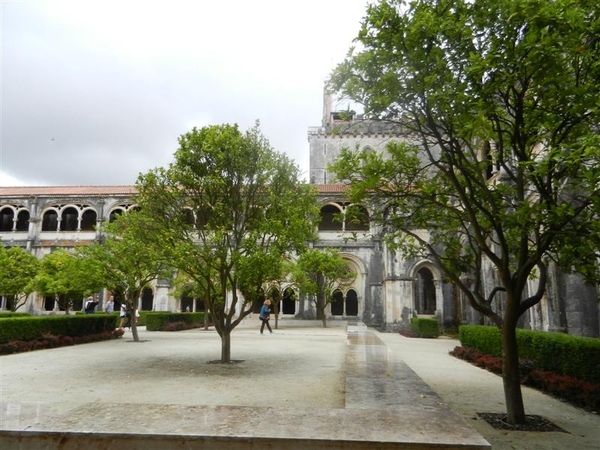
[0,246,39,311]
[34,249,103,313]
[459,325,600,384]
[517,330,600,385]
[292,248,356,326]
[145,312,205,331]
[330,0,600,305]
[330,0,600,421]
[0,315,117,344]
[410,317,440,338]
[459,325,503,357]
[0,312,30,318]
[78,211,170,341]
[135,122,320,361]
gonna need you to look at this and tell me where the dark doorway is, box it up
[319,204,342,231]
[44,296,55,311]
[141,288,154,310]
[42,211,58,231]
[0,208,14,232]
[61,207,79,231]
[80,209,97,231]
[346,289,358,316]
[16,210,29,231]
[331,290,344,316]
[282,287,296,314]
[416,268,436,314]
[181,295,193,312]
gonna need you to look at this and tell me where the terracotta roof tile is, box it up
[0,186,137,197]
[311,184,349,194]
[0,184,347,197]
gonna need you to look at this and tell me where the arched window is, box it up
[319,204,343,231]
[415,268,436,314]
[109,208,125,223]
[181,294,194,312]
[183,208,195,226]
[80,209,97,231]
[0,207,14,232]
[44,296,55,311]
[42,210,59,231]
[281,287,296,314]
[195,205,211,230]
[61,207,79,231]
[345,205,370,231]
[16,210,29,231]
[346,289,359,316]
[141,287,154,311]
[331,290,344,316]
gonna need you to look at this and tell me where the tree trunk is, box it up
[274,302,279,329]
[221,329,231,363]
[501,305,526,424]
[316,293,327,328]
[131,319,139,342]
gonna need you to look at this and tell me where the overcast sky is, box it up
[1,0,370,187]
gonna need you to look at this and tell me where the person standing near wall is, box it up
[104,294,115,314]
[84,296,99,314]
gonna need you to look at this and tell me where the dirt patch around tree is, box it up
[477,413,568,432]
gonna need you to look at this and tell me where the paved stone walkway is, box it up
[1,320,490,449]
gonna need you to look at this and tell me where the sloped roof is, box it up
[0,184,348,197]
[0,186,137,197]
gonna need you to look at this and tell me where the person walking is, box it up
[119,303,128,330]
[104,294,115,313]
[259,299,273,334]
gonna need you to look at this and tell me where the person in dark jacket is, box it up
[259,299,273,334]
[84,296,99,314]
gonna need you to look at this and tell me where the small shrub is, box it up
[112,329,124,338]
[0,342,15,354]
[41,333,60,348]
[59,335,75,346]
[164,321,190,331]
[398,327,419,338]
[410,318,440,338]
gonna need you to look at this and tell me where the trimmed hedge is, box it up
[459,325,502,356]
[146,312,205,331]
[410,317,440,338]
[0,315,118,344]
[0,312,30,318]
[459,325,600,384]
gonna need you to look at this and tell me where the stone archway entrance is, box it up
[281,287,296,314]
[415,267,436,314]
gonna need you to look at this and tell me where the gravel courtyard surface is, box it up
[1,323,347,416]
[2,321,599,450]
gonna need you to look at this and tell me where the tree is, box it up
[329,0,600,424]
[34,249,103,314]
[79,211,170,342]
[0,246,39,311]
[135,123,320,362]
[292,248,355,327]
[262,259,296,329]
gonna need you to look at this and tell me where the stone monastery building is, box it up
[1,98,599,337]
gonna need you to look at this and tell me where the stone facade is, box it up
[1,104,598,337]
[305,99,600,337]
